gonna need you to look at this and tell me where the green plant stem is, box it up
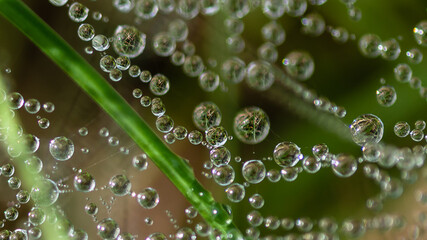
[0,0,241,236]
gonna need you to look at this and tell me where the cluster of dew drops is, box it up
[1,0,427,239]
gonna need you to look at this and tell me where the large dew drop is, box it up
[273,141,303,167]
[349,114,384,146]
[113,25,146,58]
[49,136,74,161]
[242,160,266,184]
[282,51,314,81]
[30,179,59,207]
[233,106,270,144]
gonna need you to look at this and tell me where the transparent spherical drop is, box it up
[24,99,40,114]
[113,0,135,13]
[72,229,89,240]
[171,51,185,66]
[1,163,14,177]
[210,146,231,166]
[273,141,303,167]
[158,0,175,13]
[282,51,314,81]
[330,26,349,43]
[7,177,21,190]
[406,48,423,64]
[263,0,286,19]
[198,71,219,92]
[226,183,245,202]
[8,92,24,109]
[152,32,176,57]
[380,38,401,61]
[225,18,244,35]
[246,61,275,91]
[135,0,158,19]
[73,172,95,192]
[30,179,59,206]
[110,69,123,82]
[192,102,221,130]
[341,219,366,238]
[188,130,203,145]
[247,210,263,227]
[376,85,397,107]
[168,19,188,42]
[212,165,235,186]
[242,160,266,184]
[200,0,220,15]
[92,35,110,52]
[302,156,321,173]
[38,118,50,129]
[331,154,357,177]
[284,0,307,17]
[151,99,166,117]
[109,174,131,196]
[205,126,228,147]
[410,129,424,142]
[140,70,152,83]
[233,106,270,144]
[222,0,250,18]
[128,65,141,77]
[149,74,170,96]
[77,24,95,41]
[262,21,285,46]
[226,35,245,53]
[155,115,174,133]
[113,25,146,58]
[414,20,427,46]
[100,55,116,72]
[221,57,246,83]
[97,218,120,240]
[146,232,167,240]
[49,136,74,161]
[281,167,298,181]
[362,143,382,162]
[49,0,68,6]
[137,187,159,209]
[85,202,98,215]
[4,207,19,221]
[28,207,46,226]
[115,56,131,71]
[301,12,325,37]
[248,193,264,209]
[312,143,328,160]
[183,55,204,77]
[358,34,381,58]
[68,3,89,22]
[394,63,412,82]
[258,42,278,63]
[133,154,148,170]
[16,190,30,204]
[349,114,384,146]
[176,0,200,19]
[176,227,196,240]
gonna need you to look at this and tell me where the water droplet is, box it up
[242,160,266,184]
[349,114,384,146]
[376,85,397,107]
[49,136,74,161]
[233,106,270,144]
[137,188,159,209]
[113,25,146,58]
[68,2,89,22]
[282,51,314,80]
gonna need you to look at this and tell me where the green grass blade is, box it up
[0,0,241,236]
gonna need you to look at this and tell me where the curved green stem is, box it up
[0,0,241,236]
